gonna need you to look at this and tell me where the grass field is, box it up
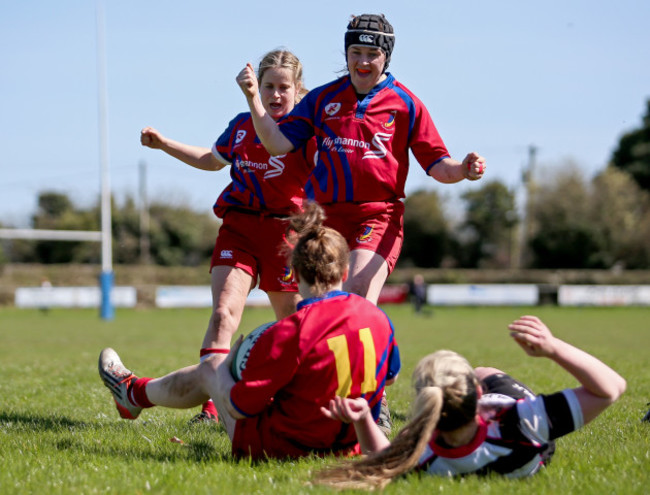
[1,305,649,494]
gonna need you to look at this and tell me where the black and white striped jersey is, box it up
[417,388,584,478]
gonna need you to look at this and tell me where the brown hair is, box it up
[258,49,308,102]
[314,350,478,490]
[288,202,349,296]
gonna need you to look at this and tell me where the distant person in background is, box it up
[409,274,429,315]
[140,49,311,424]
[39,277,52,313]
[316,315,625,489]
[98,202,400,460]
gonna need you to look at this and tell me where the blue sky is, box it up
[1,0,648,227]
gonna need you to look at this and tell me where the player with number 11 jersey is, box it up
[230,290,401,459]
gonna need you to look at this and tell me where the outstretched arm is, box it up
[321,396,390,454]
[428,152,486,183]
[508,315,626,424]
[140,126,227,171]
[236,63,294,156]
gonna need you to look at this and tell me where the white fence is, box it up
[15,286,137,308]
[155,286,270,308]
[12,284,650,308]
[558,285,650,306]
[427,284,539,306]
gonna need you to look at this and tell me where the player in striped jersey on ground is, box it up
[315,315,625,488]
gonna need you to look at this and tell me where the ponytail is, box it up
[288,202,349,296]
[314,350,478,490]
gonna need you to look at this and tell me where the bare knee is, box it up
[209,306,230,332]
[206,306,240,348]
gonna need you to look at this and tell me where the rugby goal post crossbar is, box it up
[0,228,102,242]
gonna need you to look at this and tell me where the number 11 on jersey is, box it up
[327,328,378,397]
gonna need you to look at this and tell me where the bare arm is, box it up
[321,396,390,454]
[428,152,486,183]
[140,126,227,171]
[236,63,294,156]
[508,315,626,424]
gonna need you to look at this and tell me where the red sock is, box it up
[199,347,229,363]
[129,377,155,408]
[200,348,229,358]
[202,399,218,418]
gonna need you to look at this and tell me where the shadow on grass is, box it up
[1,410,232,463]
[55,437,232,464]
[0,411,91,431]
[1,410,390,466]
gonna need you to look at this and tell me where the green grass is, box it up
[1,305,649,494]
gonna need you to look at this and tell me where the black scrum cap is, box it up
[344,13,395,71]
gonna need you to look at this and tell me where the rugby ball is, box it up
[230,322,276,381]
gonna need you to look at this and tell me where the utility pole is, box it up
[139,160,151,264]
[518,144,537,268]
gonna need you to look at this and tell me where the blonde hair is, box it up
[288,202,349,296]
[257,49,308,103]
[314,350,478,490]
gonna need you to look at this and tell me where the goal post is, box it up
[97,0,114,320]
[0,2,116,320]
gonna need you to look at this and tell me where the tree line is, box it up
[402,165,650,270]
[2,101,649,270]
[403,100,650,270]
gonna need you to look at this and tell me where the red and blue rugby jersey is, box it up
[278,74,450,204]
[211,112,311,217]
[230,290,400,451]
